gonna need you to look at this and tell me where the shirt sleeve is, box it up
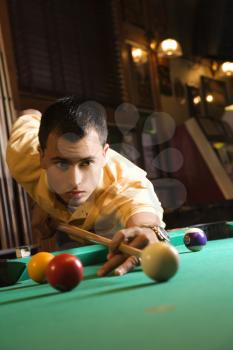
[104,149,165,228]
[6,114,42,192]
[115,177,165,228]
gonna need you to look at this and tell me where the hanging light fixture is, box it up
[220,61,233,76]
[157,38,183,58]
[131,47,148,64]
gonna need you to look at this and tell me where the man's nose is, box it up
[68,166,82,187]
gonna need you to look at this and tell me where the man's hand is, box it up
[97,226,159,277]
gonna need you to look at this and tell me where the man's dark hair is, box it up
[38,96,108,150]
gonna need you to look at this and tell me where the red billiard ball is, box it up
[46,254,83,292]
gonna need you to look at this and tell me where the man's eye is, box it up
[80,160,93,167]
[56,162,69,170]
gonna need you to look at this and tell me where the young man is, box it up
[6,96,166,276]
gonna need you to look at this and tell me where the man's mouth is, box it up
[67,191,85,199]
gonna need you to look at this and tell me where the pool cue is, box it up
[58,223,141,258]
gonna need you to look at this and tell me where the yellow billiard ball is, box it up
[27,252,54,283]
[141,242,179,282]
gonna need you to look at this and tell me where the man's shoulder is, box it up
[104,148,147,181]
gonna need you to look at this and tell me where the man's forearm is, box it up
[125,211,163,228]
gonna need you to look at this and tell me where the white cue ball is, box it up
[141,242,180,282]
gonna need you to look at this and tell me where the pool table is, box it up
[1,222,233,350]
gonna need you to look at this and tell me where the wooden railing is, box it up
[0,24,32,249]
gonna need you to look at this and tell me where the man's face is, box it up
[39,129,109,207]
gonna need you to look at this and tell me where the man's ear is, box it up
[102,143,109,165]
[103,143,109,156]
[38,145,46,169]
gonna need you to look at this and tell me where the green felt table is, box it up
[1,222,233,350]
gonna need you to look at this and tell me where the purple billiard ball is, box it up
[184,228,207,252]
